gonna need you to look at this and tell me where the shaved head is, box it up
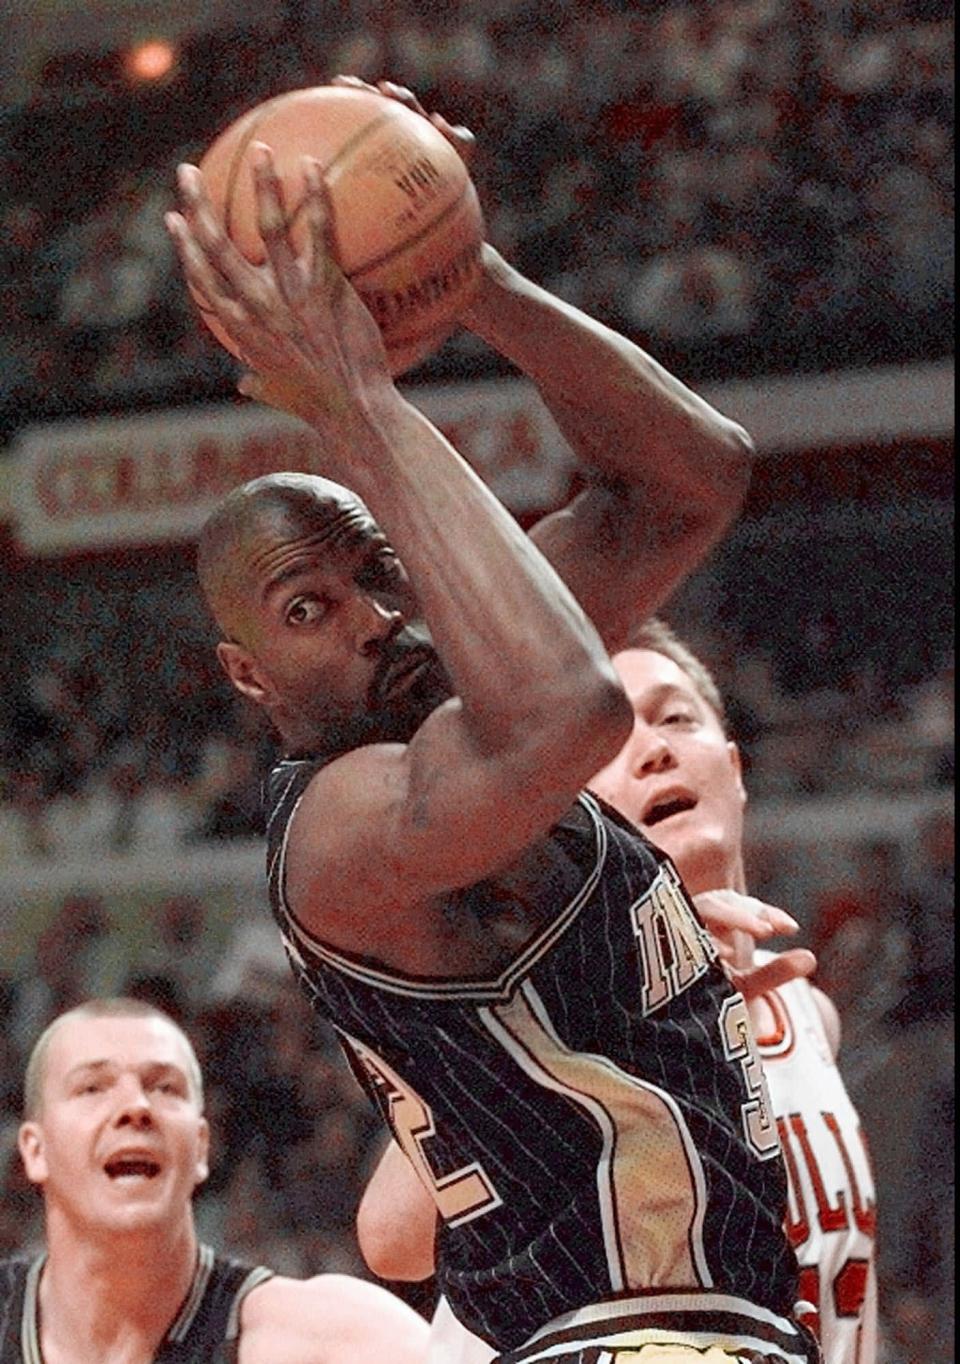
[197,472,375,644]
[196,471,450,754]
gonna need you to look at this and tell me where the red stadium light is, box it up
[123,38,177,84]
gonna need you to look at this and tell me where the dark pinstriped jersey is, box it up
[266,757,805,1357]
[0,1245,272,1363]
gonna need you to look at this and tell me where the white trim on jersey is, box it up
[427,1296,496,1364]
[19,1256,42,1364]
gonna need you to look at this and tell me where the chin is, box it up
[655,831,731,896]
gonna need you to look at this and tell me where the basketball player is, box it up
[0,998,428,1363]
[359,621,877,1364]
[165,131,820,1363]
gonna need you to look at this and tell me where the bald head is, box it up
[197,472,375,643]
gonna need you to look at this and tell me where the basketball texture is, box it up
[196,85,485,375]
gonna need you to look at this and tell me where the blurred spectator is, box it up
[888,807,954,1026]
[126,894,211,1018]
[6,896,118,1056]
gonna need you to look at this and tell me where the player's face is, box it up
[18,1015,209,1239]
[220,503,452,749]
[589,649,747,895]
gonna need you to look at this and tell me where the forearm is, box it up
[332,392,628,758]
[462,246,754,511]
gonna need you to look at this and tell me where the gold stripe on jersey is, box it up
[481,982,710,1292]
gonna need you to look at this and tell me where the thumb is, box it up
[237,371,264,401]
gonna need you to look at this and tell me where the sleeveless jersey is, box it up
[266,758,813,1360]
[0,1244,272,1363]
[754,957,878,1364]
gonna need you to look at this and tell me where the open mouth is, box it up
[643,795,698,828]
[104,1156,162,1181]
[384,651,431,696]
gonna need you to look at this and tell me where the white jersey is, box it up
[755,958,878,1364]
[428,1296,495,1364]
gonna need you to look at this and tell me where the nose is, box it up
[352,594,404,656]
[113,1078,155,1130]
[630,721,677,777]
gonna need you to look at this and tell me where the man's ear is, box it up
[216,641,275,706]
[727,740,748,808]
[194,1117,211,1190]
[18,1122,48,1186]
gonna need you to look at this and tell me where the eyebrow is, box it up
[261,561,321,605]
[63,1060,188,1084]
[639,683,701,709]
[261,538,392,605]
[64,1060,114,1081]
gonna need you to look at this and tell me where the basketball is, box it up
[195,84,485,376]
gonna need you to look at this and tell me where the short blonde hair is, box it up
[623,618,727,728]
[23,998,204,1119]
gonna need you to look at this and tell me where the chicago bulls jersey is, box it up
[267,759,816,1361]
[755,957,877,1364]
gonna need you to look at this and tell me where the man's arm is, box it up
[325,78,754,648]
[357,1139,437,1281]
[463,247,755,651]
[239,1273,429,1364]
[170,155,632,943]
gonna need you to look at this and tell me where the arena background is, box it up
[0,2,953,1359]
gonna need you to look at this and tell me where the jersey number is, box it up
[719,994,780,1159]
[798,1259,871,1361]
[351,1038,502,1228]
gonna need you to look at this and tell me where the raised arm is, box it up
[321,77,754,647]
[462,248,755,650]
[169,149,632,948]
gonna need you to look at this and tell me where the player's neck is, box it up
[39,1214,198,1362]
[686,851,747,900]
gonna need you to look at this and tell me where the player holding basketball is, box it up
[166,92,820,1362]
[360,621,877,1364]
[0,998,428,1363]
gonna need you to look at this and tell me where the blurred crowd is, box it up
[0,0,954,438]
[0,583,952,860]
[0,0,953,1354]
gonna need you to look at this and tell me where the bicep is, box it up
[284,695,611,937]
[529,483,724,652]
[240,1277,429,1364]
[357,1139,437,1280]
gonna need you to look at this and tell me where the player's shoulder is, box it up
[238,1272,428,1363]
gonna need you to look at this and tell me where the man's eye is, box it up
[286,596,325,626]
[663,711,696,726]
